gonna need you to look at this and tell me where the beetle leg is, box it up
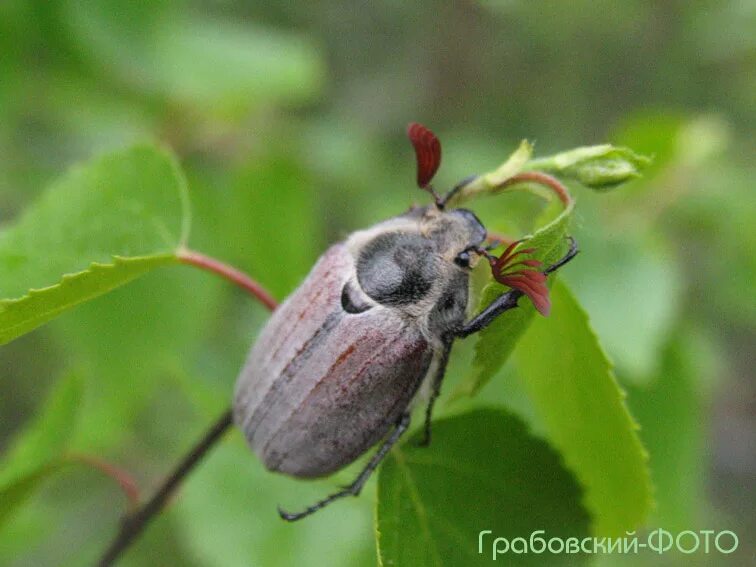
[456,237,579,338]
[542,236,579,276]
[278,412,411,522]
[455,289,522,337]
[438,174,478,207]
[417,342,452,447]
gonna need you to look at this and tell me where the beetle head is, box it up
[406,123,488,267]
[345,203,486,316]
[406,122,552,316]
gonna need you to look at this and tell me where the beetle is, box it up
[233,123,578,521]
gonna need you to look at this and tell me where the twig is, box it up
[97,253,278,566]
[97,410,233,567]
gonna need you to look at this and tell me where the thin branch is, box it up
[98,252,278,566]
[177,248,279,311]
[98,410,234,567]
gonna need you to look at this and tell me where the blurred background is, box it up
[0,1,753,565]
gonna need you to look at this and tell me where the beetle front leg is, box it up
[456,289,523,338]
[542,236,579,277]
[456,237,579,338]
[278,412,411,522]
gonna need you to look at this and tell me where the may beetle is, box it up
[233,123,577,520]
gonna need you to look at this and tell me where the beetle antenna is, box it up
[438,174,476,208]
[407,122,444,209]
[485,239,552,316]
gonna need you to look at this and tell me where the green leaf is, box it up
[624,331,709,531]
[225,155,320,297]
[0,373,82,527]
[482,140,533,187]
[563,230,682,381]
[376,409,591,566]
[152,19,324,111]
[52,267,224,450]
[526,145,651,189]
[453,198,574,398]
[64,1,324,114]
[446,140,533,206]
[0,145,189,344]
[513,280,652,536]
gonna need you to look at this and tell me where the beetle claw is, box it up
[416,434,431,448]
[277,505,303,522]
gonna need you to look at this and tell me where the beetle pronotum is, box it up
[233,123,578,521]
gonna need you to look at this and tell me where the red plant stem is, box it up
[67,454,141,511]
[502,171,573,206]
[177,248,279,311]
[98,252,278,566]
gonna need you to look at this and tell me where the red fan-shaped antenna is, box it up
[490,240,551,316]
[407,122,442,189]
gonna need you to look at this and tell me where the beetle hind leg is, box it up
[278,413,411,522]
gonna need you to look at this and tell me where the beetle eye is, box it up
[454,250,471,268]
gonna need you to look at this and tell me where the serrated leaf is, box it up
[0,145,189,345]
[376,409,590,566]
[563,230,682,381]
[0,373,82,527]
[526,145,651,189]
[625,332,707,531]
[453,198,574,398]
[513,280,652,536]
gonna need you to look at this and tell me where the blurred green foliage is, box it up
[1,0,754,566]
